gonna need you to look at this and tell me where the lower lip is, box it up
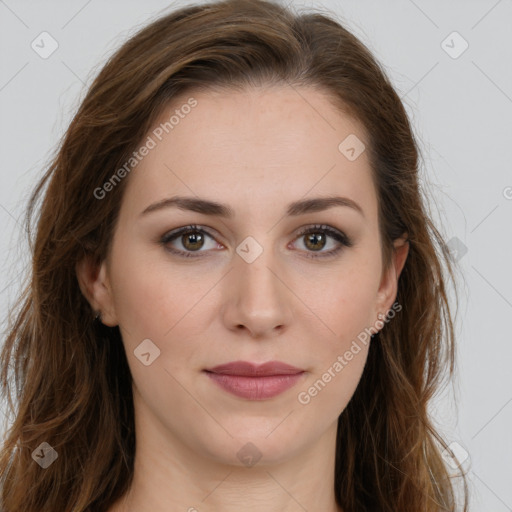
[204,371,305,400]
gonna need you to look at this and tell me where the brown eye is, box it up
[160,224,353,260]
[303,232,327,252]
[181,230,205,251]
[160,225,219,258]
[293,224,353,259]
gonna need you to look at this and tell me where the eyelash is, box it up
[159,224,353,260]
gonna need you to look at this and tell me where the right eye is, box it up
[160,224,222,258]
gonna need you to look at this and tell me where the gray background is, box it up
[1,1,511,510]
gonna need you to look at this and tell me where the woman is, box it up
[0,0,469,510]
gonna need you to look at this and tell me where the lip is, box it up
[203,360,306,400]
[206,360,304,376]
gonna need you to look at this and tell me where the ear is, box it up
[375,235,409,320]
[75,255,118,326]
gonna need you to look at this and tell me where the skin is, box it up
[77,85,408,512]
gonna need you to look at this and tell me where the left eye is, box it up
[160,224,353,259]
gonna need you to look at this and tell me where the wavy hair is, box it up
[0,0,469,510]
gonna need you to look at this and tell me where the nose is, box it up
[221,247,294,339]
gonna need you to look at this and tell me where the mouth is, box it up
[203,360,306,400]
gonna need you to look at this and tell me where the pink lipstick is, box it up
[203,360,306,400]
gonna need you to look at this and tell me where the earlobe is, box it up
[75,256,118,326]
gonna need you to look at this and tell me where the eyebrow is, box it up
[139,195,364,218]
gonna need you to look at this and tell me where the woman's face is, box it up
[82,85,407,467]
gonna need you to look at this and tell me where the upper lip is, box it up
[204,360,304,376]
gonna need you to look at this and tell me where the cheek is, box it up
[109,253,204,409]
[108,246,222,385]
[311,259,381,349]
[302,251,381,412]
[107,240,186,348]
[296,268,377,417]
[110,267,165,340]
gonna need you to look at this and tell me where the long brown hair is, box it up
[0,0,469,510]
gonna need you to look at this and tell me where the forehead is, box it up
[119,85,377,222]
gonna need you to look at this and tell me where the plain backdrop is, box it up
[1,1,511,510]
